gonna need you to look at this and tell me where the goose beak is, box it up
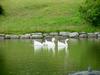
[52,38,55,41]
[66,39,69,41]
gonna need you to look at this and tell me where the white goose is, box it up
[58,39,69,50]
[33,40,43,50]
[43,38,55,52]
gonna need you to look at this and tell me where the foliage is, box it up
[0,5,3,15]
[0,0,100,34]
[80,0,100,26]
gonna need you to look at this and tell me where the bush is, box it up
[80,0,100,26]
[0,5,3,15]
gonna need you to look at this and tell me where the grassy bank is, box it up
[0,0,100,34]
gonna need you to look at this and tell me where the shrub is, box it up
[80,0,100,26]
[0,5,4,15]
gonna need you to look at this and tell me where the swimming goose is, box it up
[58,39,69,50]
[43,38,55,50]
[33,40,43,50]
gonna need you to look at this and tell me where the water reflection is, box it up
[0,47,6,75]
[32,40,43,51]
[0,39,100,75]
[32,38,69,55]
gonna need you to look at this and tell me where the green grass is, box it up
[0,0,100,34]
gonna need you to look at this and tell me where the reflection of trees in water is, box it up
[85,41,100,69]
[89,42,100,60]
[32,47,69,75]
[69,39,100,71]
[0,47,7,75]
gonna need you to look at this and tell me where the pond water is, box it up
[0,39,100,75]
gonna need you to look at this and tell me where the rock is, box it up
[44,36,53,39]
[0,34,5,39]
[98,34,100,38]
[49,32,58,36]
[0,34,5,36]
[43,33,49,37]
[20,34,31,39]
[79,32,87,38]
[94,32,100,38]
[5,35,19,39]
[30,33,43,39]
[59,32,70,37]
[54,36,64,40]
[5,35,11,39]
[69,32,79,38]
[10,35,19,39]
[79,33,87,38]
[0,36,4,39]
[88,33,97,38]
[30,34,43,39]
[94,32,100,35]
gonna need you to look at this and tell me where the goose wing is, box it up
[58,41,66,47]
[34,40,43,46]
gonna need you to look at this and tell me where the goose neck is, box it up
[65,40,67,44]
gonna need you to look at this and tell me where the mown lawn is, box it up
[0,0,100,34]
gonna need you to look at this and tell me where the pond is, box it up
[0,39,100,75]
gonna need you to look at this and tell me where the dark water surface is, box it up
[0,39,100,75]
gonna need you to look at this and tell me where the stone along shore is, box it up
[0,32,100,39]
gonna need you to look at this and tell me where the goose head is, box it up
[52,38,55,42]
[65,39,69,44]
[65,39,69,41]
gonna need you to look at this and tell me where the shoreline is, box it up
[0,32,100,39]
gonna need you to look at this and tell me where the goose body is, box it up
[58,39,69,50]
[33,40,43,50]
[43,38,55,53]
[34,40,43,46]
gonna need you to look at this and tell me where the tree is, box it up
[0,5,4,15]
[80,0,100,26]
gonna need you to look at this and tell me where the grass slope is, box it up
[0,0,100,34]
